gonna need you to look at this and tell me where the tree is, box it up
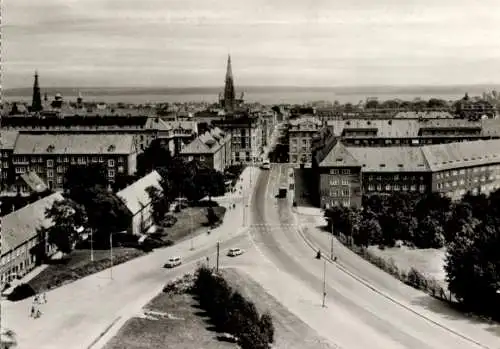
[136,140,173,177]
[427,98,447,109]
[365,100,379,109]
[206,206,219,226]
[196,167,226,201]
[64,164,108,199]
[259,312,275,344]
[415,216,445,248]
[44,199,87,254]
[357,216,382,246]
[146,186,168,226]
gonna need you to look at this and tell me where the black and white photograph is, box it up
[1,1,500,348]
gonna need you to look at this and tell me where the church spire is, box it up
[31,70,42,112]
[223,54,236,111]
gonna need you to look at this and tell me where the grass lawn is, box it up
[27,248,145,293]
[162,206,226,242]
[102,289,237,349]
[367,245,448,289]
[221,268,336,349]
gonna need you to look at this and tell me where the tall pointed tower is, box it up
[223,55,236,111]
[31,71,42,112]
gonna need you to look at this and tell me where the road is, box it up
[2,168,259,349]
[248,164,500,349]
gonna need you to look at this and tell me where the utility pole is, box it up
[322,259,327,308]
[330,223,334,260]
[90,228,94,262]
[110,233,114,280]
[216,242,220,272]
[190,213,194,251]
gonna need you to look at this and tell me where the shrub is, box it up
[259,312,275,344]
[406,268,427,290]
[8,283,36,301]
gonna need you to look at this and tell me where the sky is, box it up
[3,0,500,88]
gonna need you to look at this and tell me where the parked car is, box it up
[164,257,182,268]
[227,248,244,257]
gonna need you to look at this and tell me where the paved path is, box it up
[2,167,259,349]
[247,164,500,349]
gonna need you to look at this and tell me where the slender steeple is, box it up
[31,70,42,112]
[223,54,236,111]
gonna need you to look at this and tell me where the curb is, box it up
[290,208,492,349]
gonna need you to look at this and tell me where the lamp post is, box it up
[322,259,327,308]
[110,233,114,280]
[330,223,334,260]
[90,228,94,262]
[190,212,194,251]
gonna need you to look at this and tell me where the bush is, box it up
[259,312,275,344]
[8,283,36,301]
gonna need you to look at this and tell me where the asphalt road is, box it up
[249,164,500,349]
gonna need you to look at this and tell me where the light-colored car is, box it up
[227,248,244,257]
[164,257,182,268]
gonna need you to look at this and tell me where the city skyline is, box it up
[4,0,500,88]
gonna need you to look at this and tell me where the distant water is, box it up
[4,86,497,105]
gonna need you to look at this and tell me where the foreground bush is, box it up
[192,266,274,346]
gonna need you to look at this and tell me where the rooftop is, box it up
[116,170,162,215]
[0,130,20,150]
[2,192,64,255]
[13,134,135,155]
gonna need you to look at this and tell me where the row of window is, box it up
[330,179,350,185]
[330,169,351,175]
[436,165,500,179]
[1,239,37,265]
[13,156,125,166]
[329,189,350,197]
[367,184,426,192]
[437,174,500,189]
[366,174,425,181]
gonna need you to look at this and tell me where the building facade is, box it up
[288,116,323,166]
[180,127,232,172]
[10,134,137,191]
[1,193,63,287]
[116,170,162,235]
[1,131,20,191]
[316,139,500,208]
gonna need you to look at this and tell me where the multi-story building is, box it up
[288,116,323,166]
[455,94,496,120]
[1,192,63,286]
[315,139,500,209]
[2,115,197,154]
[0,131,20,191]
[180,127,232,172]
[11,134,137,191]
[213,116,263,164]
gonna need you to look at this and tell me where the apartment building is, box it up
[0,130,19,191]
[288,116,323,166]
[1,192,63,286]
[315,139,500,209]
[2,115,197,155]
[11,134,137,191]
[180,127,232,172]
[213,116,262,164]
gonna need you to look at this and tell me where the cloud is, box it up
[3,0,500,87]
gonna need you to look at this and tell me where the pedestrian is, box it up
[42,292,47,303]
[34,295,39,304]
[36,309,42,318]
[30,305,35,318]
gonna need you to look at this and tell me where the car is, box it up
[164,257,182,268]
[227,248,244,257]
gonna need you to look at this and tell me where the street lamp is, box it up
[109,231,124,280]
[322,259,327,308]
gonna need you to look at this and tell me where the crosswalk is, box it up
[249,223,299,228]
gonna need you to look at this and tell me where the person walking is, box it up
[42,292,47,303]
[30,304,35,318]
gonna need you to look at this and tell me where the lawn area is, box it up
[102,285,237,349]
[161,206,227,242]
[367,245,448,289]
[27,248,145,293]
[221,268,336,349]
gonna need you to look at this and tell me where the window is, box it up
[410,185,416,192]
[419,184,426,192]
[368,184,375,191]
[57,165,64,173]
[47,169,54,178]
[452,170,458,176]
[402,184,408,191]
[57,156,62,163]
[394,184,400,191]
[118,157,124,163]
[376,184,382,191]
[329,189,337,196]
[99,156,104,162]
[64,156,69,163]
[459,179,465,185]
[393,175,399,180]
[108,169,115,178]
[452,181,457,187]
[342,200,349,207]
[118,166,124,173]
[341,169,350,175]
[200,156,205,161]
[108,159,115,167]
[56,176,63,184]
[330,169,339,175]
[47,159,54,167]
[342,189,349,196]
[341,179,349,185]
[459,169,465,175]
[385,184,391,191]
[329,179,339,186]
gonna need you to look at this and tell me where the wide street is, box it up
[4,163,500,349]
[248,163,500,349]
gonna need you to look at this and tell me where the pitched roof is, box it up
[2,192,64,255]
[319,142,359,167]
[180,138,211,154]
[0,130,19,150]
[116,170,162,215]
[20,171,48,193]
[349,147,430,172]
[180,127,227,155]
[421,139,500,172]
[13,134,135,155]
